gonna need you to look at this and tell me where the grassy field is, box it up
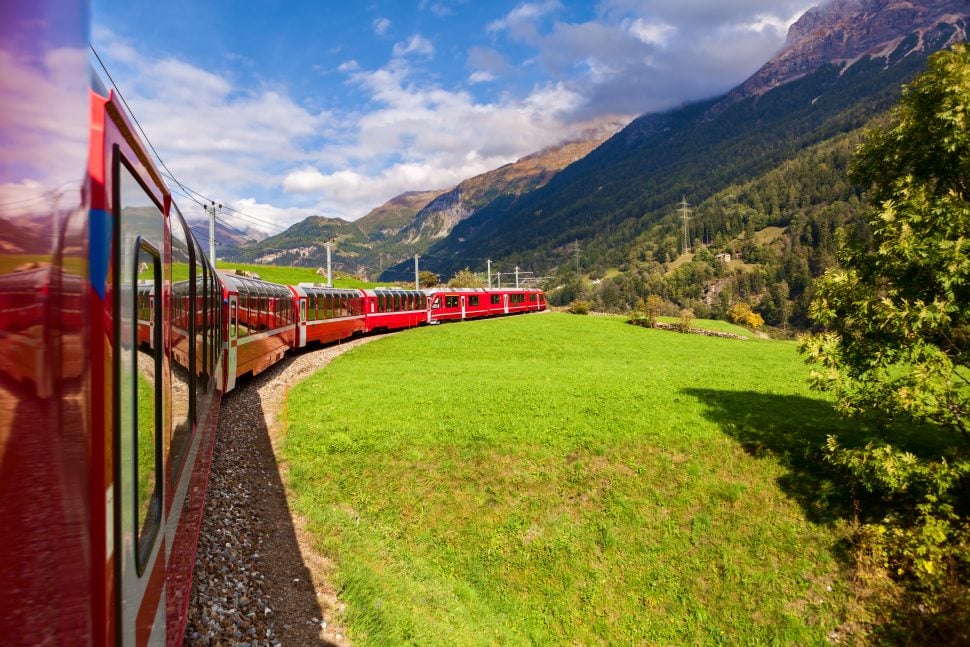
[282,313,871,645]
[215,261,391,288]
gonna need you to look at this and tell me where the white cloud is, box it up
[487,0,562,40]
[0,46,89,217]
[373,17,391,36]
[488,1,816,119]
[469,70,496,84]
[392,35,435,58]
[625,18,676,46]
[281,59,596,219]
[338,59,360,73]
[225,198,319,229]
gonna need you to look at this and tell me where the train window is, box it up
[529,294,537,302]
[134,241,162,574]
[169,211,193,482]
[208,266,219,381]
[200,262,210,389]
[468,296,479,307]
[445,296,458,308]
[432,297,440,309]
[491,294,501,305]
[116,156,165,576]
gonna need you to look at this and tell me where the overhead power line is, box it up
[90,44,290,237]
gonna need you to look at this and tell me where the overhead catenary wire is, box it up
[159,171,288,234]
[91,44,290,237]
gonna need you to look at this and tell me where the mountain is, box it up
[187,217,266,256]
[355,189,448,239]
[722,0,967,108]
[399,0,966,302]
[225,117,625,278]
[219,215,366,269]
[391,119,625,248]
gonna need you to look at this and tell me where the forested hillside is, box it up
[559,128,870,329]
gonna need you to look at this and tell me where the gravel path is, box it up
[185,336,381,646]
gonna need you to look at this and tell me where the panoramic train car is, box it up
[426,287,547,322]
[221,273,296,392]
[0,4,224,644]
[361,287,430,333]
[288,284,366,349]
[504,288,547,315]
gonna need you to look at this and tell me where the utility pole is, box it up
[679,196,692,254]
[414,254,419,290]
[325,239,333,286]
[515,265,519,288]
[205,200,221,265]
[487,259,491,288]
[497,272,501,289]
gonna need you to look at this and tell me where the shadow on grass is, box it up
[685,388,970,643]
[683,388,955,526]
[684,388,862,527]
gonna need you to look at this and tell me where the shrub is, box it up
[677,308,694,333]
[824,436,970,597]
[567,300,591,315]
[727,302,765,329]
[630,295,663,328]
[418,270,439,288]
[448,268,485,288]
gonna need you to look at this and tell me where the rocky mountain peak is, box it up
[722,0,967,106]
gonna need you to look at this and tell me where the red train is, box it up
[220,278,545,391]
[0,5,545,644]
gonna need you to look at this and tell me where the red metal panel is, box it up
[0,2,96,644]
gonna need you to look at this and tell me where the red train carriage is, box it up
[221,273,296,392]
[1,4,224,644]
[361,287,429,333]
[289,284,366,349]
[504,288,546,314]
[427,288,547,322]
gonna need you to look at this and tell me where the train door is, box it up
[503,293,510,314]
[298,297,307,347]
[227,294,238,392]
[461,295,466,320]
[114,154,168,646]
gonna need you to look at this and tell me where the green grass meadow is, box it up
[282,313,866,645]
[215,261,390,288]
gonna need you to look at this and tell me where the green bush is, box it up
[677,308,694,332]
[567,299,591,315]
[629,295,663,327]
[824,437,970,599]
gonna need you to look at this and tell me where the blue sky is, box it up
[91,0,814,233]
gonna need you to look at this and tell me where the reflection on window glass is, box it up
[135,243,159,550]
[117,157,164,574]
[169,211,193,481]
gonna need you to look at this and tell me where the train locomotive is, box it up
[0,4,545,644]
